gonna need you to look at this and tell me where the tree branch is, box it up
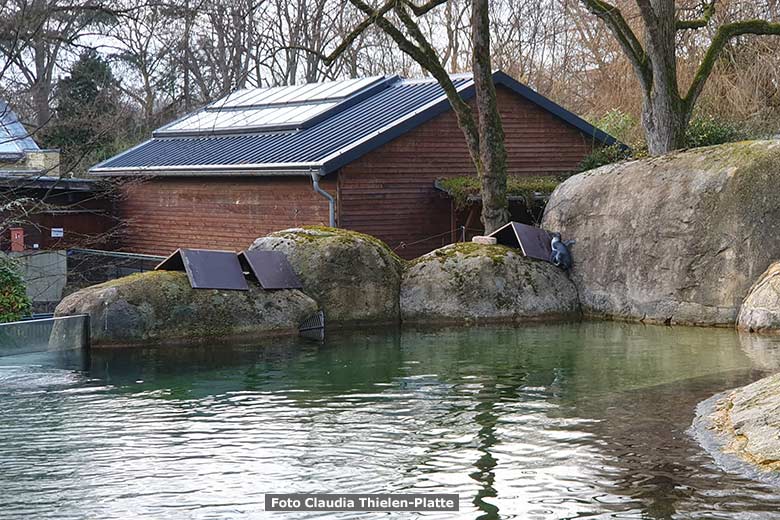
[685,19,780,109]
[402,0,448,17]
[580,0,652,90]
[320,0,395,65]
[676,0,717,31]
[391,1,481,163]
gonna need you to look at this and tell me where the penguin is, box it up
[549,232,575,270]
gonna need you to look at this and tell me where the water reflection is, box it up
[738,332,780,371]
[1,322,780,519]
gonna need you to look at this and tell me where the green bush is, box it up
[0,256,31,323]
[684,116,746,149]
[595,109,638,144]
[578,143,633,172]
[438,175,561,209]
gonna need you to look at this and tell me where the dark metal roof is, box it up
[0,173,99,191]
[91,71,619,177]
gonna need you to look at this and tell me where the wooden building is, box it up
[0,100,115,253]
[92,72,616,259]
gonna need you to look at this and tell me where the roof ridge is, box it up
[91,71,621,176]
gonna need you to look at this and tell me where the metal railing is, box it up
[0,314,90,358]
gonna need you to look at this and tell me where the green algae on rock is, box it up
[250,226,404,325]
[53,270,318,346]
[401,242,580,323]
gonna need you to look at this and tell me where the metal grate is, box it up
[299,310,325,341]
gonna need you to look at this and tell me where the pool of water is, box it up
[2,322,780,519]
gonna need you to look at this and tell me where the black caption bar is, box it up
[265,493,459,512]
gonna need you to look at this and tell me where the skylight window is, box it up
[155,76,393,136]
[0,100,39,158]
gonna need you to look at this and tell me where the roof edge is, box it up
[91,70,623,176]
[90,163,319,177]
[491,71,622,148]
[319,70,622,174]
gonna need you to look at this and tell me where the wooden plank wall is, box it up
[0,189,116,251]
[117,85,598,259]
[338,85,597,259]
[118,176,334,256]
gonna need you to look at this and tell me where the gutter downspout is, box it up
[310,168,335,227]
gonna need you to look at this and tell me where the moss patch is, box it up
[274,226,407,266]
[438,175,561,210]
[411,242,518,266]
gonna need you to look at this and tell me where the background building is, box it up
[92,72,617,259]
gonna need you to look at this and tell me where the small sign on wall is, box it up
[51,228,64,238]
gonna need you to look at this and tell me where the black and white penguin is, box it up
[550,232,575,270]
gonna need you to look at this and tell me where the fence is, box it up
[67,248,164,289]
[0,314,90,358]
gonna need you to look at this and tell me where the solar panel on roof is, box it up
[213,76,383,109]
[156,76,391,136]
[155,248,249,290]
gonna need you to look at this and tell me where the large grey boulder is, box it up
[703,373,780,472]
[542,140,780,326]
[400,242,580,323]
[54,271,318,346]
[738,261,780,334]
[250,226,404,325]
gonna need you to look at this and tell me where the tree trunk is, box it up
[640,0,689,155]
[33,39,51,130]
[642,91,690,155]
[471,0,509,234]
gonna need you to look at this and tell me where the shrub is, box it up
[578,143,633,172]
[437,175,561,209]
[0,256,31,323]
[595,109,638,144]
[684,116,746,149]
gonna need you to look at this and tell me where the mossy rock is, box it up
[542,140,780,326]
[738,261,780,334]
[250,226,404,325]
[53,271,318,346]
[400,243,580,323]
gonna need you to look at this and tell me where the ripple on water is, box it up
[2,323,780,519]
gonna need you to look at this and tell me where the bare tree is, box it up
[581,0,780,154]
[317,0,509,232]
[108,1,181,129]
[0,0,117,129]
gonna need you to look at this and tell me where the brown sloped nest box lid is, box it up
[488,221,552,262]
[237,250,302,290]
[155,248,249,290]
